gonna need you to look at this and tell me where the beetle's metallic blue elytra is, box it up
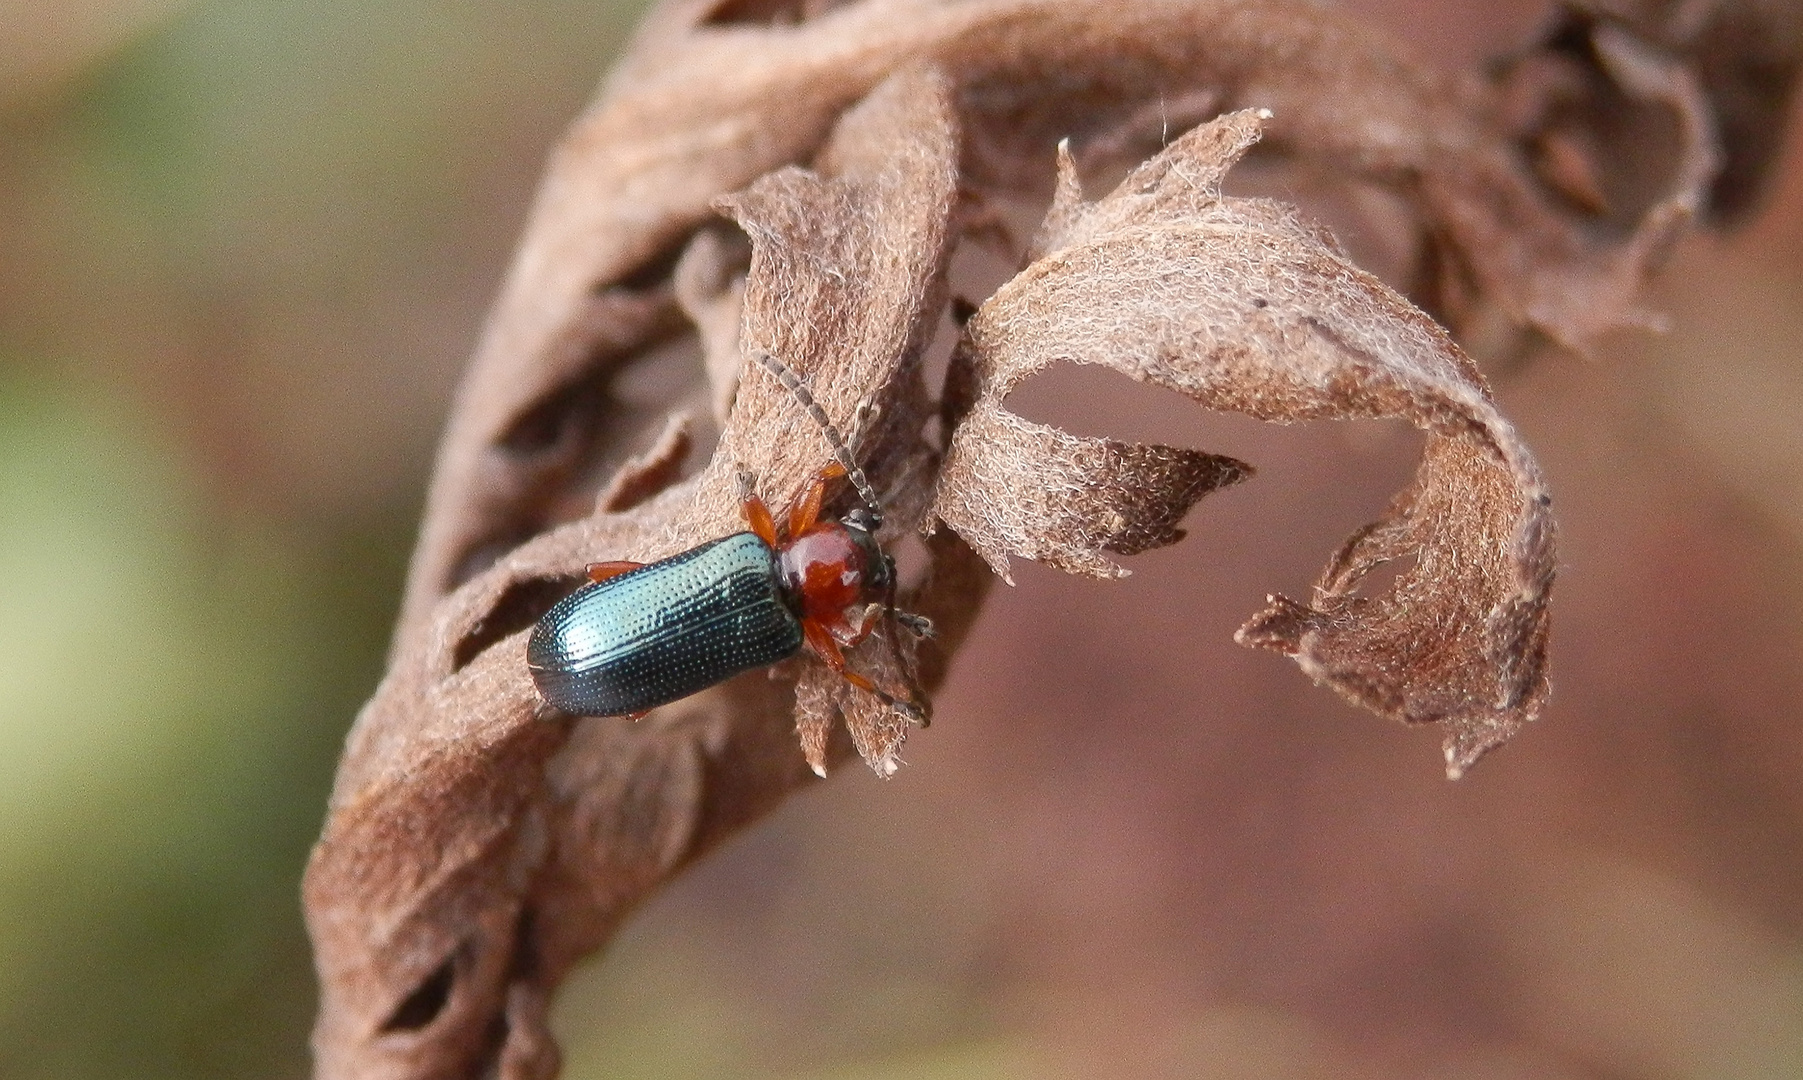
[527,532,804,716]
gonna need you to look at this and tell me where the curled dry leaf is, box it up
[307,66,981,1080]
[305,1,1798,1077]
[1530,0,1802,224]
[932,109,1554,776]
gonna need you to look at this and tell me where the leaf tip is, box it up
[1443,743,1466,781]
[1442,714,1523,780]
[1232,594,1308,654]
[1442,735,1492,781]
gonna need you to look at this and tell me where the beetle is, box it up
[527,350,931,724]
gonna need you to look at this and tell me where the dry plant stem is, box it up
[305,1,1799,1077]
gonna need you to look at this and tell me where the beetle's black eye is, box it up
[844,507,879,533]
[381,957,455,1033]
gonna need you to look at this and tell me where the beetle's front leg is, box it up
[894,611,935,638]
[786,460,848,537]
[801,618,927,725]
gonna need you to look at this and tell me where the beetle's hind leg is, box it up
[586,560,644,584]
[737,468,779,546]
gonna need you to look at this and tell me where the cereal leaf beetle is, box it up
[527,350,932,728]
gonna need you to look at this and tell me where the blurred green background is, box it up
[1,2,647,1076]
[4,2,1803,1079]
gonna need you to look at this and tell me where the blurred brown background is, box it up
[2,1,1800,1077]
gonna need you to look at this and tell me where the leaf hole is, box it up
[1003,360,1269,456]
[936,226,1035,433]
[701,0,854,27]
[380,956,455,1033]
[497,232,703,460]
[500,222,722,460]
[608,238,690,293]
[454,574,587,672]
[451,327,710,591]
[674,220,753,307]
[510,907,540,981]
[1347,550,1419,600]
[886,529,933,595]
[447,231,720,593]
[498,366,620,457]
[446,530,535,596]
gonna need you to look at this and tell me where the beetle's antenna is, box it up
[749,350,884,524]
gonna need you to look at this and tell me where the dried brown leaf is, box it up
[391,0,1768,648]
[304,2,1799,1076]
[931,110,1555,775]
[1537,0,1802,223]
[306,65,978,1080]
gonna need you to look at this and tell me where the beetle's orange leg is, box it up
[801,618,925,723]
[743,492,779,546]
[787,476,825,539]
[828,603,879,649]
[586,560,644,584]
[802,619,870,688]
[787,460,847,537]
